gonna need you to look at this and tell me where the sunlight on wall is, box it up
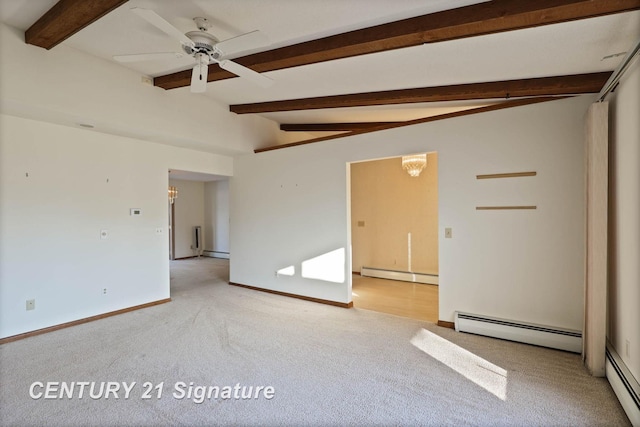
[410,329,507,400]
[301,248,346,283]
[276,266,295,276]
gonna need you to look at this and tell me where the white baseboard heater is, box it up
[454,312,582,353]
[203,250,230,260]
[360,267,438,285]
[606,342,640,426]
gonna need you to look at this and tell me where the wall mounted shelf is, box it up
[476,171,537,179]
[476,206,537,210]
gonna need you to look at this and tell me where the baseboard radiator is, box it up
[606,342,640,426]
[454,312,582,353]
[203,250,230,260]
[360,267,438,285]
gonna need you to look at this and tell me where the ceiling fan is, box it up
[114,8,274,93]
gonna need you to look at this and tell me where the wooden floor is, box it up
[351,274,438,323]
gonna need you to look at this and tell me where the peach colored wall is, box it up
[350,153,438,275]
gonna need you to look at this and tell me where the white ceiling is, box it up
[1,0,639,142]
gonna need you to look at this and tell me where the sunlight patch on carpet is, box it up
[411,329,508,400]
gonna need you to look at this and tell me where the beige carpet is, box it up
[0,257,629,426]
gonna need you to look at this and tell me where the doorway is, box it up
[349,153,439,322]
[167,169,231,295]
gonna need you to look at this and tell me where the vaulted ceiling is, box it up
[1,0,639,152]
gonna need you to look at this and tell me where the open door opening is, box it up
[349,153,439,323]
[168,170,231,295]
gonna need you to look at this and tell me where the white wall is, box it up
[204,180,230,255]
[608,61,640,381]
[0,19,281,339]
[231,96,590,329]
[0,23,280,155]
[169,179,205,259]
[0,114,233,339]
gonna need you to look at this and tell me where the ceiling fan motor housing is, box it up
[182,31,220,58]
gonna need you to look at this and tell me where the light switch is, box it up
[444,227,452,239]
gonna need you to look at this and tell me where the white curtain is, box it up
[583,101,608,377]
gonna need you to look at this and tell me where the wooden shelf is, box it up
[476,171,536,179]
[476,206,537,210]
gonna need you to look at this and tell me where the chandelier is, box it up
[168,186,178,204]
[402,154,427,177]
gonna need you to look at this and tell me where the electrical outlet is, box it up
[100,229,108,239]
[445,227,453,238]
[103,288,107,295]
[155,228,163,235]
[26,299,35,311]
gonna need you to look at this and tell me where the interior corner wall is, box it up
[204,180,230,255]
[0,114,233,339]
[231,96,590,329]
[169,179,205,259]
[350,154,438,274]
[608,60,640,382]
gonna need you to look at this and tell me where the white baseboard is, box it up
[606,342,640,426]
[203,251,230,260]
[360,267,438,285]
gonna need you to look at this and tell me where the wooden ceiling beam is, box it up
[154,0,640,90]
[231,72,610,114]
[280,122,404,132]
[255,96,569,153]
[25,0,128,50]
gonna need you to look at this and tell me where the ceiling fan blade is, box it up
[215,30,270,56]
[190,62,208,93]
[131,7,194,47]
[113,52,183,63]
[219,60,274,88]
